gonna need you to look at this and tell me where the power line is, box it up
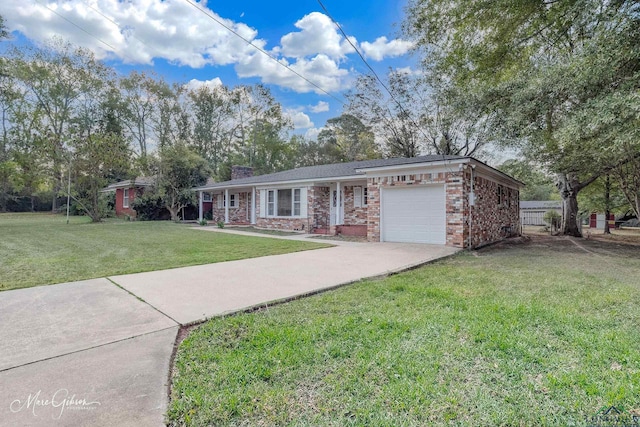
[80,0,158,58]
[37,0,121,56]
[180,0,346,105]
[317,0,457,167]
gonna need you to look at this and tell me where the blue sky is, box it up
[1,0,417,138]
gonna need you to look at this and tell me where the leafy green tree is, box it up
[498,159,557,201]
[186,83,234,176]
[68,81,132,222]
[119,71,159,171]
[405,0,640,236]
[155,143,210,221]
[9,39,113,212]
[318,114,380,162]
[578,175,628,234]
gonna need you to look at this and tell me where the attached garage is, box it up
[381,185,446,244]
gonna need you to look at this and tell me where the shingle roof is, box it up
[519,200,562,209]
[196,155,466,190]
[103,176,155,191]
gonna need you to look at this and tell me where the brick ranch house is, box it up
[103,177,154,218]
[195,156,523,249]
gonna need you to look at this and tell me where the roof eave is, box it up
[355,157,470,173]
[194,174,367,191]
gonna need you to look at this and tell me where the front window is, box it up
[223,193,238,208]
[278,189,292,216]
[123,188,130,208]
[266,188,303,217]
[202,192,212,202]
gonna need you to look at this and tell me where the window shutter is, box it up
[354,187,362,208]
[300,187,308,218]
[259,190,266,217]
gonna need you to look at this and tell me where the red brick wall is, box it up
[469,175,519,248]
[211,192,251,224]
[115,187,140,218]
[342,185,368,226]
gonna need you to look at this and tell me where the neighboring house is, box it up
[195,156,523,248]
[519,200,562,226]
[103,177,154,218]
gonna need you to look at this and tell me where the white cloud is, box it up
[185,77,223,92]
[285,109,314,129]
[279,12,355,60]
[236,53,350,94]
[3,3,412,94]
[360,36,414,61]
[304,127,323,140]
[2,0,260,67]
[309,101,329,113]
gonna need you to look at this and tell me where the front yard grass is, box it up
[168,236,640,426]
[0,213,329,291]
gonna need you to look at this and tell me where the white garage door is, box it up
[381,185,446,244]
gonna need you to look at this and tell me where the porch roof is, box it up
[195,155,465,191]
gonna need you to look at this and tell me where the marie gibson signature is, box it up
[10,388,100,419]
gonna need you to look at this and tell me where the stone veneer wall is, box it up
[309,186,330,230]
[211,192,251,223]
[469,175,520,248]
[366,170,519,248]
[342,185,368,226]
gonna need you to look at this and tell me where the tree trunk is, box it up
[556,173,582,237]
[168,206,180,222]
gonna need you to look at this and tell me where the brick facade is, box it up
[342,186,368,225]
[366,170,519,248]
[210,192,252,224]
[202,164,519,248]
[115,187,142,219]
[468,175,520,248]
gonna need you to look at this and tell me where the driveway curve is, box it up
[0,231,458,426]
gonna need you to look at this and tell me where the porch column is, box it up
[224,189,229,223]
[336,181,342,225]
[251,187,256,224]
[198,191,203,222]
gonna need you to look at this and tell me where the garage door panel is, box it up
[381,185,446,244]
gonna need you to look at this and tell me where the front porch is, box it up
[197,180,369,237]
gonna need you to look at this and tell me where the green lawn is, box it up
[168,237,640,426]
[0,213,329,291]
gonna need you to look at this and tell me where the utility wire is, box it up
[37,0,122,57]
[180,0,346,105]
[317,0,458,168]
[81,0,158,58]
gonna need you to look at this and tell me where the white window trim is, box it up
[202,192,212,202]
[222,193,239,208]
[265,188,304,218]
[123,188,130,208]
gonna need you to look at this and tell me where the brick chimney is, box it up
[231,165,253,180]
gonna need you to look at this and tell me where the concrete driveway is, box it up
[0,233,458,426]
